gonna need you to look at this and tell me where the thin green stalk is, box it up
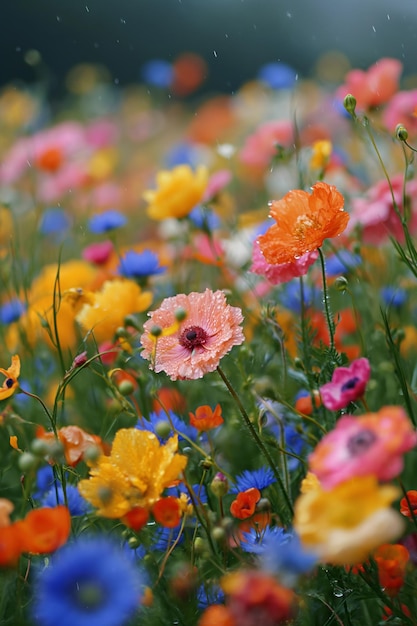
[217,365,293,521]
[318,247,335,353]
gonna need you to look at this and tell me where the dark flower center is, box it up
[341,376,359,392]
[74,580,105,611]
[179,325,208,351]
[346,429,377,456]
[5,378,13,388]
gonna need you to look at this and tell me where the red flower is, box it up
[122,506,149,531]
[152,497,181,528]
[189,404,224,431]
[15,506,71,554]
[230,488,261,520]
[374,543,409,594]
[400,490,417,519]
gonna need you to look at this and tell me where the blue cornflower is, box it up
[166,483,208,506]
[325,250,361,277]
[118,249,165,279]
[136,411,197,443]
[230,467,276,494]
[33,465,57,500]
[88,209,127,234]
[258,529,317,585]
[188,205,220,230]
[164,142,201,168]
[39,207,72,239]
[197,583,225,609]
[151,523,183,551]
[32,535,144,626]
[279,280,318,313]
[257,62,297,89]
[41,484,91,517]
[141,59,174,88]
[241,525,287,554]
[380,286,407,308]
[0,299,26,324]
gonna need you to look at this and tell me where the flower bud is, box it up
[396,124,409,142]
[334,276,349,292]
[115,326,129,339]
[83,444,102,464]
[18,452,38,472]
[117,380,135,396]
[124,314,141,330]
[154,420,172,440]
[211,526,227,543]
[150,325,162,338]
[30,438,50,457]
[200,456,214,470]
[210,472,229,497]
[174,307,187,322]
[343,93,357,116]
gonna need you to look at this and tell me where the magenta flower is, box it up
[309,406,417,489]
[319,358,371,411]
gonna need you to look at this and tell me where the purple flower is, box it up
[319,358,371,411]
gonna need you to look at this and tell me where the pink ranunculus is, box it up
[319,358,371,411]
[336,58,402,111]
[250,239,318,284]
[383,89,417,135]
[309,406,417,490]
[239,119,294,169]
[346,174,417,245]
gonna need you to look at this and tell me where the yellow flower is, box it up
[76,279,152,344]
[293,476,404,565]
[0,355,20,401]
[78,429,188,518]
[310,140,332,169]
[143,164,208,220]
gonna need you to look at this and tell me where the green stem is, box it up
[318,247,335,353]
[217,365,293,520]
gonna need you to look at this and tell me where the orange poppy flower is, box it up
[36,425,104,466]
[400,490,417,519]
[16,506,71,554]
[230,488,261,520]
[258,182,349,265]
[152,496,181,528]
[189,404,224,431]
[198,604,236,626]
[0,524,24,566]
[0,355,20,401]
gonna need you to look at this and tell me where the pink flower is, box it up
[250,239,318,284]
[203,169,232,201]
[140,289,244,380]
[82,240,114,265]
[319,358,371,411]
[383,89,417,135]
[239,120,293,169]
[347,174,417,244]
[309,406,417,489]
[336,58,402,111]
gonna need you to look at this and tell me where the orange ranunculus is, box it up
[374,543,409,594]
[189,404,224,431]
[400,490,417,519]
[152,497,181,528]
[230,488,261,520]
[16,506,71,554]
[0,355,20,401]
[258,182,349,265]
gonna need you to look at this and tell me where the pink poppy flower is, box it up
[383,89,417,135]
[239,119,293,169]
[250,239,318,284]
[140,289,244,380]
[309,406,417,489]
[319,358,371,411]
[346,174,417,245]
[336,58,402,111]
[82,240,114,265]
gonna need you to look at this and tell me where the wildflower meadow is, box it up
[2,54,417,625]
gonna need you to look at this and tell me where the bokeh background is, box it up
[3,0,417,95]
